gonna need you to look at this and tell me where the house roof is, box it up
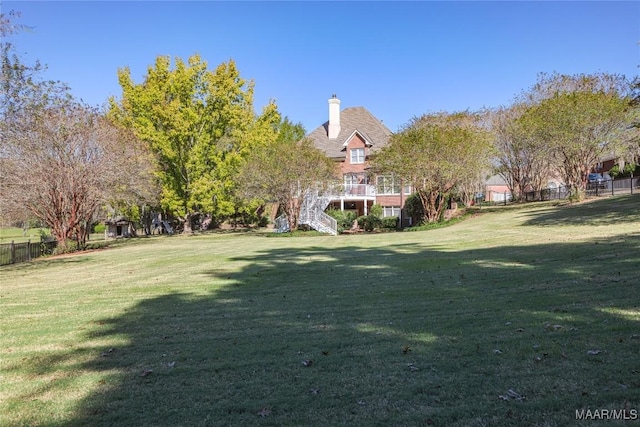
[306,106,392,159]
[485,174,509,185]
[105,216,131,225]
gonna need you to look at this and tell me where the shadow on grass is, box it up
[523,194,640,227]
[8,232,640,426]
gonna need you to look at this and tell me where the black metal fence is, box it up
[521,176,639,203]
[0,240,57,266]
[524,186,571,202]
[585,176,639,198]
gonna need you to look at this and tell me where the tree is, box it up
[225,100,282,227]
[109,55,261,232]
[519,73,634,200]
[237,118,337,231]
[1,99,156,248]
[621,76,640,168]
[1,12,157,248]
[491,104,551,201]
[373,111,493,223]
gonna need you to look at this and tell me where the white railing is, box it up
[328,183,376,198]
[275,188,338,235]
[344,184,376,197]
[274,215,290,233]
[312,210,337,235]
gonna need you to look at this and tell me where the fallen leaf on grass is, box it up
[587,349,601,355]
[516,328,524,333]
[493,349,502,354]
[309,388,320,395]
[407,363,419,371]
[140,369,153,377]
[402,345,411,354]
[257,408,271,417]
[167,361,176,368]
[499,389,525,401]
[302,360,313,367]
[100,348,114,357]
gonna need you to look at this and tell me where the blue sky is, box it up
[4,1,639,133]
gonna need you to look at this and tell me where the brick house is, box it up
[305,95,412,227]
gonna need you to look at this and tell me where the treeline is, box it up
[372,74,638,224]
[1,12,638,245]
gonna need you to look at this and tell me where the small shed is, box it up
[104,217,133,239]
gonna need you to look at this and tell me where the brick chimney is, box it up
[328,94,341,139]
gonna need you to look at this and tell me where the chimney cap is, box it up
[332,94,337,98]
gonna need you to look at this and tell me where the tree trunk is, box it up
[183,213,193,234]
[419,191,438,223]
[285,198,301,231]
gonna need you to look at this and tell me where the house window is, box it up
[344,174,369,195]
[382,206,401,217]
[376,175,401,195]
[344,174,360,186]
[350,148,365,164]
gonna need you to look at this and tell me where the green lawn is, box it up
[0,227,105,244]
[0,227,48,244]
[1,196,639,426]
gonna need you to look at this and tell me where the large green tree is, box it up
[373,112,493,223]
[519,73,634,200]
[109,54,264,232]
[237,118,337,231]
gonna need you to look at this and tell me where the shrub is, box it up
[327,209,358,233]
[382,216,399,230]
[369,204,383,219]
[404,193,424,224]
[94,223,106,234]
[609,163,636,178]
[258,216,269,228]
[52,240,79,256]
[39,229,54,242]
[357,214,382,232]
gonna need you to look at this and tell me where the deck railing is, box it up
[329,183,377,197]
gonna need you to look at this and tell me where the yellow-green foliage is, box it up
[109,55,276,223]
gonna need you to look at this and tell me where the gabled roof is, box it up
[306,106,392,159]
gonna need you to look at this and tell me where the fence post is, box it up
[27,240,31,261]
[504,192,507,206]
[10,240,15,264]
[611,180,614,196]
[631,176,634,195]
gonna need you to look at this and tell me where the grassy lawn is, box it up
[0,227,49,244]
[1,195,639,426]
[0,227,105,244]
